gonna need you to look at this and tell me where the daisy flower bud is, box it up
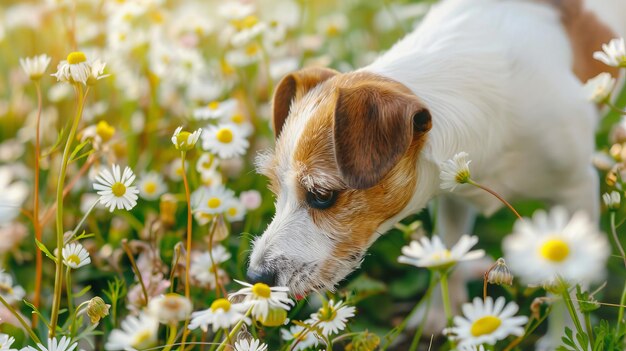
[440,152,472,191]
[486,258,513,286]
[86,296,111,324]
[593,37,626,67]
[602,190,621,210]
[19,54,51,80]
[584,72,616,103]
[171,126,202,151]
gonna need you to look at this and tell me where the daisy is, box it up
[445,297,528,348]
[222,111,253,137]
[225,43,263,67]
[229,280,294,321]
[191,185,236,216]
[168,158,187,181]
[202,123,249,159]
[593,37,626,67]
[194,99,237,120]
[603,190,621,210]
[51,51,92,85]
[81,120,116,146]
[503,207,610,286]
[584,72,616,103]
[190,246,232,287]
[281,325,319,351]
[199,169,224,188]
[0,270,26,304]
[23,336,78,351]
[398,234,485,271]
[224,198,246,222]
[62,242,91,269]
[137,172,167,201]
[0,333,16,351]
[147,293,193,325]
[188,298,250,332]
[440,152,472,191]
[230,16,267,47]
[93,164,140,212]
[218,2,255,21]
[19,54,51,80]
[233,338,268,351]
[171,126,202,151]
[308,299,356,336]
[86,59,109,85]
[196,152,218,174]
[317,13,348,37]
[105,312,159,351]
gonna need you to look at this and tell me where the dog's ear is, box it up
[333,83,431,189]
[272,67,338,138]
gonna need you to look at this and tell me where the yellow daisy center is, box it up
[67,51,87,65]
[455,169,470,184]
[470,315,502,337]
[211,298,231,312]
[245,44,260,56]
[431,249,452,261]
[208,101,220,110]
[176,131,191,146]
[252,283,271,298]
[131,330,152,349]
[111,182,127,197]
[96,121,115,142]
[0,283,13,295]
[67,254,81,265]
[144,181,157,194]
[227,207,238,217]
[232,15,259,30]
[207,197,221,209]
[318,306,337,321]
[540,238,570,262]
[326,25,340,36]
[231,114,244,124]
[216,128,234,143]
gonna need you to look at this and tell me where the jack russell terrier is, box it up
[248,0,624,347]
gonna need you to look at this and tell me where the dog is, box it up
[248,0,623,348]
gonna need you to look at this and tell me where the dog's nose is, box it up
[246,268,277,286]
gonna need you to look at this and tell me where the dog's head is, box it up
[248,67,432,295]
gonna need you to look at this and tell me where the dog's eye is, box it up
[306,190,338,209]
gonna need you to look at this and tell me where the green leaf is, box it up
[74,285,92,298]
[68,140,91,163]
[41,127,66,158]
[35,239,56,261]
[23,300,51,330]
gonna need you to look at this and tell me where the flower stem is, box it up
[162,324,178,351]
[121,239,149,306]
[606,101,626,115]
[70,200,98,240]
[408,274,436,351]
[468,180,522,220]
[618,279,626,332]
[610,212,626,268]
[0,294,41,344]
[50,85,88,337]
[32,80,43,329]
[577,285,594,346]
[180,150,193,350]
[216,307,253,351]
[66,267,75,337]
[560,282,586,345]
[440,271,453,327]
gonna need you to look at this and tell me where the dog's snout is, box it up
[246,268,277,286]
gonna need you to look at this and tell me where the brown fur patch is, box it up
[543,0,620,80]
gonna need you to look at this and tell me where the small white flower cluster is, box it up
[583,37,626,103]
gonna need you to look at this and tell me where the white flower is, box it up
[440,152,472,191]
[445,297,528,348]
[190,247,232,287]
[0,333,16,351]
[233,338,268,351]
[19,54,51,80]
[196,153,218,174]
[281,325,319,351]
[0,166,29,224]
[398,234,485,270]
[188,298,250,332]
[503,207,610,286]
[87,59,109,85]
[171,126,202,151]
[105,312,159,351]
[93,164,140,212]
[137,172,167,201]
[0,270,25,304]
[229,280,294,321]
[221,111,253,137]
[191,185,236,216]
[240,190,262,210]
[584,72,616,103]
[593,37,626,67]
[202,123,249,159]
[23,336,78,351]
[51,51,92,85]
[317,13,348,37]
[230,16,267,47]
[224,198,246,222]
[225,43,263,67]
[218,2,255,20]
[603,191,621,210]
[308,299,355,336]
[147,293,193,324]
[62,243,91,269]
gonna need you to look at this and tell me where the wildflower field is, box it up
[1,0,626,350]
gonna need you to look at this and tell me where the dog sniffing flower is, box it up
[308,299,356,336]
[19,54,51,80]
[148,293,193,324]
[202,123,249,159]
[23,336,78,351]
[188,298,251,332]
[398,234,485,271]
[503,207,610,286]
[93,164,140,212]
[440,152,472,191]
[281,325,319,351]
[137,172,167,201]
[603,191,621,210]
[487,258,513,286]
[229,280,294,321]
[0,333,16,351]
[593,37,626,67]
[105,312,159,350]
[62,242,91,269]
[444,296,528,348]
[86,296,110,324]
[171,126,202,151]
[234,338,268,351]
[584,72,616,103]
